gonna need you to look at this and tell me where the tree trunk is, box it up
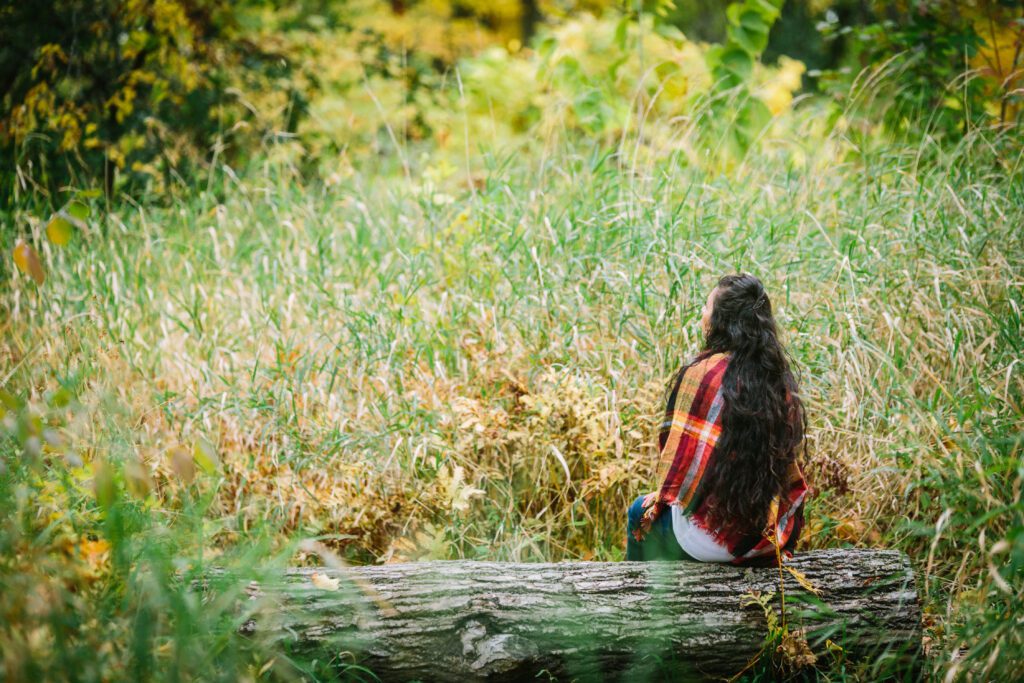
[520,0,541,47]
[239,549,921,681]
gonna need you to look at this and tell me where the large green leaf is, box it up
[730,0,783,24]
[715,46,754,87]
[727,9,772,54]
[66,200,90,221]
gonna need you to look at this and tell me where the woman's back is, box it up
[627,274,808,566]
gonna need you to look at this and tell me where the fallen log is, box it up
[239,549,921,681]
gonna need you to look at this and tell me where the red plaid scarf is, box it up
[644,352,808,565]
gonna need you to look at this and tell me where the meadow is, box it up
[2,14,1024,679]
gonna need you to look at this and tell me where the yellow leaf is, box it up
[79,538,110,561]
[786,565,822,595]
[193,438,220,475]
[77,538,111,581]
[168,445,195,483]
[46,215,73,246]
[124,457,153,498]
[13,240,45,285]
[310,572,339,591]
[779,627,817,669]
[92,460,116,508]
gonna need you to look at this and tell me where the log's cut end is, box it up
[241,549,921,681]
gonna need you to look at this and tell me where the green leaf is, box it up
[0,389,21,412]
[48,387,74,408]
[737,98,772,135]
[93,459,117,508]
[654,60,681,81]
[711,46,754,88]
[536,35,557,66]
[721,47,754,75]
[746,0,783,22]
[727,11,771,54]
[738,8,771,32]
[66,200,90,221]
[573,89,610,134]
[553,56,584,87]
[725,3,744,26]
[607,54,629,81]
[614,16,629,51]
[654,23,686,43]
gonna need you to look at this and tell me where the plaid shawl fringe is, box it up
[649,352,808,566]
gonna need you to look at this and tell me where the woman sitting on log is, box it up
[628,273,808,565]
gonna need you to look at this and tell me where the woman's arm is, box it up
[633,492,661,540]
[634,353,730,540]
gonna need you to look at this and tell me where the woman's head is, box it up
[696,273,804,535]
[701,273,775,352]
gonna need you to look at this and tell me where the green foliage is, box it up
[0,389,297,682]
[816,0,1024,139]
[704,0,785,160]
[0,0,298,204]
[2,2,805,206]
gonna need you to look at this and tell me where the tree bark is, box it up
[239,549,921,681]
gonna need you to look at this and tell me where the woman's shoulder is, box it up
[674,352,730,392]
[667,352,731,399]
[686,351,731,376]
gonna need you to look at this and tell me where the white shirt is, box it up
[671,504,735,562]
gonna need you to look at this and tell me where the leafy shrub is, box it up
[817,0,1023,139]
[2,1,809,205]
[0,0,299,205]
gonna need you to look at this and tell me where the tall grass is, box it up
[1,96,1022,680]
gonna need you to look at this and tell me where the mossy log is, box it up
[239,549,921,681]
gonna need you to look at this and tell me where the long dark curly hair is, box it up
[678,273,805,535]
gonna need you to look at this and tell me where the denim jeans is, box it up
[626,494,697,562]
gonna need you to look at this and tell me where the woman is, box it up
[627,273,808,566]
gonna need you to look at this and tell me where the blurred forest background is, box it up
[2,0,1021,201]
[1,0,1023,681]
